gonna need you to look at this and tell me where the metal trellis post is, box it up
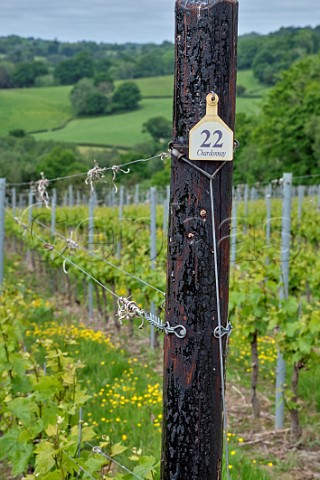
[275,172,292,430]
[117,186,124,259]
[51,189,57,237]
[298,185,304,223]
[0,179,6,289]
[11,188,16,216]
[161,1,238,479]
[88,194,95,320]
[230,187,238,268]
[150,186,157,349]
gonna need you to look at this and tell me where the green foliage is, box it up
[238,27,320,85]
[0,287,151,479]
[12,61,48,87]
[236,84,246,97]
[142,116,171,143]
[36,145,87,180]
[235,53,320,183]
[112,82,142,112]
[54,51,95,85]
[270,302,320,367]
[0,61,15,88]
[70,78,109,116]
[9,128,26,138]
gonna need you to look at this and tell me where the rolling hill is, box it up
[0,71,270,147]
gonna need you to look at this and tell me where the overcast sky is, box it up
[1,0,320,44]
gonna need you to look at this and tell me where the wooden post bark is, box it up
[161,1,238,479]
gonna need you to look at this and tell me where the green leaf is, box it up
[111,442,127,457]
[34,376,62,400]
[285,322,299,338]
[297,337,312,355]
[7,396,37,423]
[83,456,106,474]
[11,443,34,476]
[0,429,19,459]
[34,441,57,475]
[81,426,96,442]
[42,472,62,480]
[74,390,91,405]
[309,312,320,335]
[132,455,158,479]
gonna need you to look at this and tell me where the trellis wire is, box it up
[62,452,97,480]
[7,211,184,338]
[32,218,165,296]
[6,152,169,188]
[86,443,144,480]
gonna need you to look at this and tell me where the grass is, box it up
[237,70,270,96]
[0,85,72,137]
[33,98,173,147]
[116,75,174,98]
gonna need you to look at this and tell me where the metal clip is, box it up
[214,322,233,339]
[164,321,187,339]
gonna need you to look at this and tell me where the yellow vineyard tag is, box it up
[189,93,234,161]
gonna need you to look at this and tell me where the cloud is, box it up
[1,0,320,43]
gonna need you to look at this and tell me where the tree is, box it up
[70,78,109,116]
[55,51,94,85]
[256,54,320,177]
[112,81,141,112]
[235,54,320,182]
[0,62,14,88]
[36,145,85,180]
[236,84,246,97]
[142,116,172,142]
[12,61,48,87]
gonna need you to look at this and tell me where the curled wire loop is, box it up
[111,166,130,193]
[117,297,187,339]
[32,172,50,208]
[85,160,105,193]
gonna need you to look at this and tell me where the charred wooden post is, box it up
[161,1,238,479]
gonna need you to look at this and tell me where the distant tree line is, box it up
[0,36,174,88]
[238,26,320,84]
[0,26,320,89]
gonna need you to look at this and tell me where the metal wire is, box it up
[32,218,165,296]
[6,152,168,188]
[7,208,183,337]
[86,443,144,480]
[209,177,231,479]
[61,452,98,480]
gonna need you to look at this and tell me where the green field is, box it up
[115,75,174,97]
[0,70,270,146]
[34,98,173,147]
[0,85,72,137]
